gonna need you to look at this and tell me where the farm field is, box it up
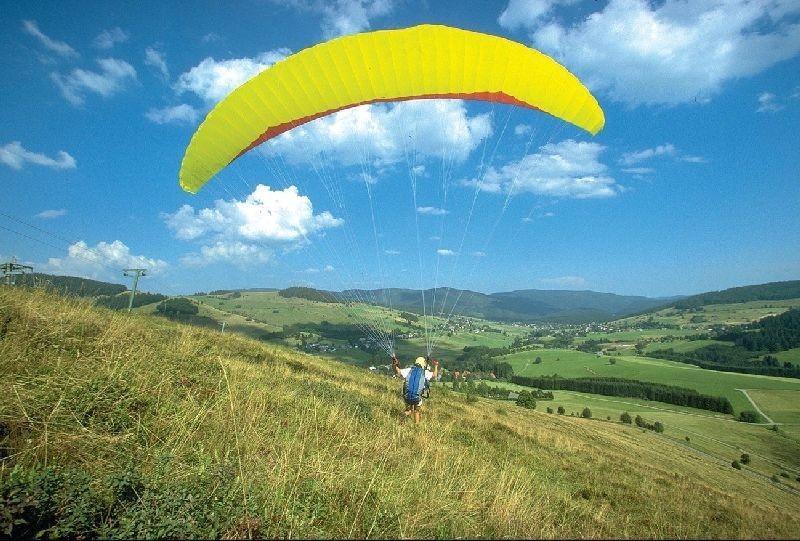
[499,348,800,415]
[644,339,727,353]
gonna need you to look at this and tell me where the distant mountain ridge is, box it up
[634,280,800,315]
[299,286,681,323]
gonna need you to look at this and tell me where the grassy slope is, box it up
[2,287,799,538]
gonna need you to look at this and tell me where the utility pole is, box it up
[1,257,33,286]
[123,268,147,313]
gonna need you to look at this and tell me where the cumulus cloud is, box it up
[164,184,343,266]
[273,0,395,38]
[145,47,169,80]
[1,141,76,170]
[175,49,290,103]
[538,275,586,288]
[35,209,67,219]
[41,240,168,280]
[437,249,457,256]
[525,0,800,105]
[22,20,78,58]
[180,241,271,267]
[498,0,576,31]
[417,206,449,216]
[93,27,129,49]
[756,91,784,113]
[470,139,618,199]
[51,58,137,105]
[265,100,492,167]
[145,104,199,125]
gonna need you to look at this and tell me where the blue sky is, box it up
[1,0,799,298]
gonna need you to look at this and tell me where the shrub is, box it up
[581,407,592,419]
[609,358,616,365]
[515,391,537,410]
[634,415,645,428]
[732,460,741,470]
[653,422,664,433]
[738,411,760,423]
[620,412,632,424]
[557,406,565,415]
[546,407,554,414]
[780,471,790,479]
[685,436,690,442]
[740,453,750,465]
[771,474,780,483]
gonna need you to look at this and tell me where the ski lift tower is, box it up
[1,257,33,286]
[123,268,147,313]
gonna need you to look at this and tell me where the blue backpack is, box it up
[404,365,428,402]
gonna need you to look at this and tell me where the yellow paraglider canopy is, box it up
[179,24,604,193]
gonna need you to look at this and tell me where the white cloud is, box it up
[620,143,706,167]
[1,141,76,170]
[51,58,137,105]
[384,249,400,255]
[319,0,394,38]
[528,0,800,105]
[274,0,395,38]
[539,275,586,288]
[679,155,708,164]
[145,104,199,125]
[22,20,78,58]
[181,241,271,267]
[756,91,784,113]
[202,32,221,43]
[41,240,168,280]
[471,139,618,199]
[471,251,486,257]
[35,209,67,219]
[93,27,129,49]
[514,123,532,137]
[175,49,290,103]
[622,167,654,175]
[165,184,343,266]
[145,47,169,80]
[437,249,457,256]
[498,0,576,31]
[417,206,449,216]
[619,144,676,166]
[265,100,492,167]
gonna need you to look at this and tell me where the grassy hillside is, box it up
[2,287,799,538]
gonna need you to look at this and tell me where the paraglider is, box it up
[179,24,604,193]
[178,24,605,413]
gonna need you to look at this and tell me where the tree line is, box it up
[719,308,800,352]
[510,375,733,414]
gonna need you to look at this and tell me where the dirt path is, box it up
[737,388,775,424]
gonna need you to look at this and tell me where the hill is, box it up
[635,280,800,313]
[2,286,798,538]
[333,287,674,323]
[15,272,127,297]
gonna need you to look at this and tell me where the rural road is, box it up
[736,388,775,424]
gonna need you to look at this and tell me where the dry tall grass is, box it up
[1,286,799,538]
